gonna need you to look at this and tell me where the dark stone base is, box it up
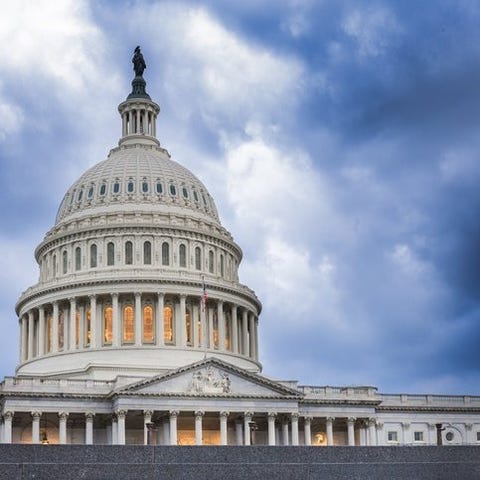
[0,445,478,480]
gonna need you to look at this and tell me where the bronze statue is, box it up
[132,46,146,77]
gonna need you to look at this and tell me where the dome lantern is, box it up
[118,46,160,147]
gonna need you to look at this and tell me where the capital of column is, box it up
[291,412,299,420]
[220,411,229,418]
[376,421,384,429]
[304,416,313,423]
[347,417,356,424]
[194,410,205,419]
[3,411,14,420]
[85,411,95,420]
[135,292,141,298]
[401,421,410,429]
[115,409,127,419]
[111,293,119,299]
[143,409,153,418]
[169,410,179,418]
[268,412,277,419]
[465,423,473,431]
[58,411,69,420]
[326,416,335,423]
[244,411,253,420]
[31,411,42,419]
[88,295,96,301]
[69,297,76,303]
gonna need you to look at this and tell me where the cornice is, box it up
[377,405,480,413]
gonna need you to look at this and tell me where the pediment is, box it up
[118,358,302,398]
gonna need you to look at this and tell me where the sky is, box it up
[1,0,480,395]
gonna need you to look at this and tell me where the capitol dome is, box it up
[15,51,261,381]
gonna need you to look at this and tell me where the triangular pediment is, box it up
[117,358,302,398]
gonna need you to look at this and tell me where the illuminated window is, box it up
[58,311,64,350]
[162,242,170,266]
[104,306,113,345]
[90,244,97,268]
[125,241,133,265]
[164,305,174,343]
[75,247,81,271]
[107,242,115,266]
[185,308,192,345]
[143,305,154,343]
[85,308,91,347]
[220,254,224,277]
[213,310,219,349]
[75,309,80,347]
[195,247,201,270]
[123,305,134,343]
[47,313,53,352]
[143,241,152,265]
[208,250,214,273]
[179,244,186,267]
[62,251,68,274]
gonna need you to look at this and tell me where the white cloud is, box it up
[342,7,402,58]
[0,101,24,140]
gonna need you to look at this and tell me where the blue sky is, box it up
[1,0,480,394]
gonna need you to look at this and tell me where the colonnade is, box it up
[18,292,259,364]
[121,104,158,138]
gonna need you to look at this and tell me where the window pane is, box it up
[195,247,201,270]
[123,305,134,343]
[144,241,152,265]
[107,242,115,266]
[143,305,154,343]
[127,181,135,193]
[162,242,170,266]
[164,306,173,343]
[220,254,224,277]
[113,182,120,194]
[142,181,149,193]
[156,181,162,194]
[170,184,176,195]
[182,187,188,199]
[179,244,186,267]
[125,241,133,265]
[62,251,68,274]
[100,184,106,196]
[208,250,214,273]
[90,244,97,268]
[104,306,113,344]
[75,247,81,271]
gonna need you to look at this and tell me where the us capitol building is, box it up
[1,49,479,448]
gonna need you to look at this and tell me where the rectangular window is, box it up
[414,431,424,442]
[477,432,480,442]
[387,431,398,442]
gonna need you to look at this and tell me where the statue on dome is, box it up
[132,46,146,77]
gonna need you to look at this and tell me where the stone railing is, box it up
[1,376,114,394]
[299,385,379,400]
[379,393,480,407]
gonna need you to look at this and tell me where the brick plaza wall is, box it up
[0,445,478,479]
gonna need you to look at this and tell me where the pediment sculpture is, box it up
[189,366,231,394]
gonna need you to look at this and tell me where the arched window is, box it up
[185,308,192,345]
[75,246,81,271]
[85,308,91,347]
[77,188,83,202]
[156,181,162,194]
[46,313,53,353]
[208,250,214,273]
[164,305,173,343]
[179,244,186,268]
[143,304,154,343]
[58,311,64,350]
[142,180,149,193]
[123,305,134,343]
[143,241,152,265]
[182,187,189,199]
[193,190,199,202]
[220,254,224,277]
[62,251,68,274]
[99,183,107,196]
[162,242,170,266]
[127,180,135,193]
[125,241,133,265]
[170,184,177,196]
[52,254,56,278]
[90,244,97,268]
[195,246,201,270]
[107,242,115,266]
[113,181,120,194]
[104,306,113,345]
[87,185,94,199]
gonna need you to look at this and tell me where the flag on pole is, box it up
[201,275,208,312]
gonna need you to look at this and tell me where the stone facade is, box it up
[1,52,479,447]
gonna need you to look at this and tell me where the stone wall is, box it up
[0,445,478,480]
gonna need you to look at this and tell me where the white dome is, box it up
[55,144,220,225]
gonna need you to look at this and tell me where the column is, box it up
[136,110,140,134]
[69,298,76,351]
[162,418,170,446]
[326,417,334,446]
[143,410,153,445]
[195,411,204,446]
[134,292,142,346]
[249,314,256,359]
[27,311,34,359]
[282,418,289,446]
[304,416,312,446]
[116,410,126,445]
[58,411,69,444]
[179,295,186,347]
[169,411,179,445]
[89,295,97,348]
[267,412,276,446]
[3,411,13,443]
[242,310,249,355]
[244,412,253,446]
[31,411,41,444]
[112,293,120,347]
[85,412,94,445]
[20,316,27,362]
[79,304,85,348]
[208,307,214,349]
[231,305,238,354]
[369,418,377,446]
[156,293,164,346]
[235,420,243,445]
[38,306,45,356]
[218,301,225,351]
[52,302,59,353]
[347,417,356,446]
[111,416,118,445]
[291,413,299,446]
[220,411,229,445]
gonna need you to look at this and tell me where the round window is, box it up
[445,431,454,442]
